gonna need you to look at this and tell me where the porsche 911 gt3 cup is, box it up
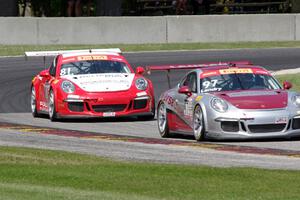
[149,61,300,140]
[28,49,155,121]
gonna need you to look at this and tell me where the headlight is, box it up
[135,78,148,90]
[292,95,300,107]
[211,98,228,113]
[61,80,75,93]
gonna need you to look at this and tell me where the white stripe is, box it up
[24,48,122,57]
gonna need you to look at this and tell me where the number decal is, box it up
[60,68,66,76]
[203,80,218,88]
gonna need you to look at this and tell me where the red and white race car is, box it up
[28,49,155,121]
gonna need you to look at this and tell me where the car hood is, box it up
[63,73,135,92]
[214,90,288,109]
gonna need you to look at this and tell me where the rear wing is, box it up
[25,48,122,69]
[25,48,122,57]
[145,61,252,88]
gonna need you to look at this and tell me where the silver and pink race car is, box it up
[148,61,300,140]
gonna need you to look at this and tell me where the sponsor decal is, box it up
[163,95,177,108]
[103,112,116,117]
[254,69,270,75]
[201,88,222,93]
[184,97,193,117]
[219,68,253,74]
[201,71,218,78]
[77,55,108,61]
[39,101,48,111]
[137,91,147,97]
[62,58,76,63]
[52,79,59,84]
[227,91,277,97]
[67,94,80,99]
[63,73,134,92]
[73,74,126,79]
[32,77,36,83]
[195,96,203,101]
[275,116,288,124]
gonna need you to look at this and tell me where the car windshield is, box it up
[200,73,281,93]
[60,60,131,76]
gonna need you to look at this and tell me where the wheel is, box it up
[48,89,58,121]
[193,105,205,141]
[31,87,40,118]
[157,102,170,138]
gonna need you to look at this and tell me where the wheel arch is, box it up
[195,102,208,132]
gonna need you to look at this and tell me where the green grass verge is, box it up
[1,146,300,200]
[1,41,300,56]
[276,73,300,92]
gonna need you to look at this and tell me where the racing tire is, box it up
[157,102,171,138]
[31,86,41,118]
[48,89,58,122]
[193,105,206,141]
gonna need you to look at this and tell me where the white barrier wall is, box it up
[296,14,300,41]
[0,14,299,45]
[0,17,167,45]
[167,15,296,43]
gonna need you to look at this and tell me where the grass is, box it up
[1,146,300,200]
[276,73,300,92]
[1,42,300,199]
[1,41,300,56]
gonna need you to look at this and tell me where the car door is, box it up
[39,56,58,110]
[174,72,198,128]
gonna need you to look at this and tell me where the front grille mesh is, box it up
[92,104,127,113]
[68,102,84,112]
[248,124,286,133]
[221,121,239,132]
[133,99,147,109]
[292,118,300,129]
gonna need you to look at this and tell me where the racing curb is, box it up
[1,122,300,159]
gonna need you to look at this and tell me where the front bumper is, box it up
[205,108,300,140]
[56,92,154,118]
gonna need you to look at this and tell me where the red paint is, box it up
[215,90,288,109]
[146,61,252,71]
[167,111,193,132]
[32,52,155,118]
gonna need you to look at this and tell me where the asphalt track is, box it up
[1,48,300,170]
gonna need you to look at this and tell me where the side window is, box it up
[179,75,188,87]
[49,56,58,77]
[189,73,197,93]
[179,72,197,93]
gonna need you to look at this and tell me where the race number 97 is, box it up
[202,80,218,89]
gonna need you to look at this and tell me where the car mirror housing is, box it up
[39,70,50,78]
[283,81,292,90]
[136,66,145,75]
[178,86,192,96]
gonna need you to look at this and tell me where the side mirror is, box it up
[283,81,292,90]
[39,70,50,78]
[178,86,192,96]
[136,66,145,75]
